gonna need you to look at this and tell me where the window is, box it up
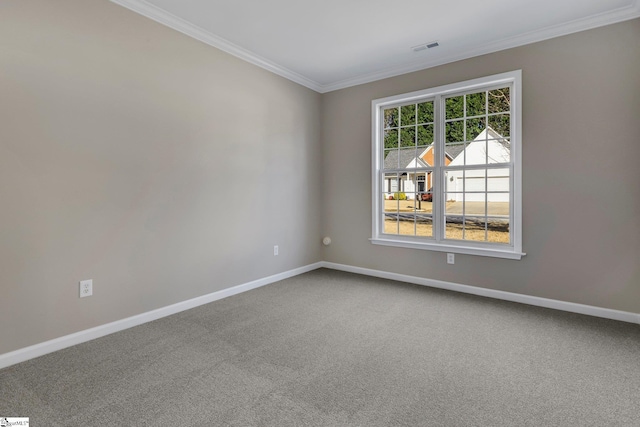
[371,71,523,259]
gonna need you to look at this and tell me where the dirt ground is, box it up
[384,219,509,243]
[384,200,510,215]
[383,200,510,243]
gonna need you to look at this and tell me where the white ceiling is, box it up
[111,0,640,92]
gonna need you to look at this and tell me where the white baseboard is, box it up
[0,262,323,370]
[320,262,640,325]
[3,260,638,370]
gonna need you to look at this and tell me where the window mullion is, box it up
[433,95,444,243]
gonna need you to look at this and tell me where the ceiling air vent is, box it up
[412,41,439,52]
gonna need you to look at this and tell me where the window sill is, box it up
[370,237,525,260]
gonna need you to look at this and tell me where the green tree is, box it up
[444,88,511,142]
[384,107,398,129]
[400,105,415,126]
[385,92,510,152]
[488,87,510,137]
[384,129,398,149]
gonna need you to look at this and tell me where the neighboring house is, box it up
[383,149,428,196]
[445,127,510,202]
[383,144,459,199]
[383,127,510,202]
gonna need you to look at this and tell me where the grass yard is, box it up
[383,200,510,243]
[384,219,509,243]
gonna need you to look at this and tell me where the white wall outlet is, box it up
[274,245,279,256]
[447,253,455,264]
[79,279,93,298]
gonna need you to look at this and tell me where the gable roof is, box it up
[444,145,465,161]
[383,127,510,171]
[482,127,511,151]
[383,149,428,170]
[448,127,511,166]
[384,145,462,171]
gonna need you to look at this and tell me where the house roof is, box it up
[444,145,465,161]
[384,146,461,170]
[383,149,428,170]
[383,127,510,171]
[483,127,511,151]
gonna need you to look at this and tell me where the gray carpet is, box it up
[1,268,639,426]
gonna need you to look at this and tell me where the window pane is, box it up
[463,140,487,166]
[459,217,488,242]
[415,214,433,238]
[466,92,486,117]
[384,107,399,128]
[406,173,423,200]
[488,139,510,164]
[488,87,510,114]
[401,105,416,126]
[382,192,394,202]
[383,173,400,194]
[445,143,465,164]
[462,169,487,193]
[398,214,416,236]
[384,129,399,149]
[487,193,510,243]
[443,195,511,243]
[398,147,417,170]
[445,215,465,240]
[488,114,510,137]
[445,170,508,198]
[384,214,399,234]
[455,217,510,243]
[419,185,433,202]
[487,169,510,192]
[466,118,486,141]
[397,176,410,200]
[487,197,510,218]
[417,124,434,146]
[383,192,400,213]
[459,137,510,166]
[444,171,459,200]
[446,96,463,119]
[383,150,398,169]
[487,216,510,243]
[445,196,487,242]
[446,120,464,143]
[400,127,416,147]
[418,101,434,124]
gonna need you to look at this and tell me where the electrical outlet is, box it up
[79,279,93,298]
[274,245,279,256]
[447,253,455,264]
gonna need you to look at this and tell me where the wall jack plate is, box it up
[79,279,93,298]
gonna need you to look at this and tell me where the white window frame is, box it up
[371,70,524,260]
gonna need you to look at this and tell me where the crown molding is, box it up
[109,0,323,92]
[110,0,639,94]
[319,1,640,92]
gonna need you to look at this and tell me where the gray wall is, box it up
[322,19,640,314]
[1,1,638,357]
[0,0,322,354]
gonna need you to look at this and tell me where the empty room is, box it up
[1,0,639,425]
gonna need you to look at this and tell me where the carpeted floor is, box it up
[1,268,639,426]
